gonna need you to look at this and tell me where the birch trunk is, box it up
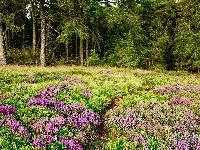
[86,39,89,66]
[0,24,6,65]
[79,38,83,66]
[30,0,36,52]
[39,0,46,67]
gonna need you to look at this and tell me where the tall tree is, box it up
[29,0,36,52]
[174,0,200,72]
[39,0,45,66]
[0,14,6,65]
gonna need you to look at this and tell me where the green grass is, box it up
[0,65,200,149]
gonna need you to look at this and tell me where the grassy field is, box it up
[0,65,200,149]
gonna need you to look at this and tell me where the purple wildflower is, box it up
[80,88,94,98]
[0,105,16,115]
[168,97,192,106]
[27,75,36,83]
[35,85,60,99]
[0,120,3,126]
[6,115,29,140]
[32,135,56,148]
[60,76,87,85]
[116,93,123,98]
[67,95,72,99]
[31,117,66,136]
[100,70,112,76]
[59,136,83,150]
[0,94,10,99]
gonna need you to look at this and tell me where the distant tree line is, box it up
[0,0,200,72]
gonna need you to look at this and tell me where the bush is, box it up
[7,47,40,65]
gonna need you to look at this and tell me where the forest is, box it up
[0,0,200,71]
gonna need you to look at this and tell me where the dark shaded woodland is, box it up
[0,0,200,72]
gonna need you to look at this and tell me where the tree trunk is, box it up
[30,0,36,52]
[0,24,6,65]
[85,39,88,66]
[79,38,83,66]
[39,0,46,67]
[46,14,51,56]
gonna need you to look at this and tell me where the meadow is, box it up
[0,65,200,150]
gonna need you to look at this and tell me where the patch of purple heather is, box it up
[31,117,66,136]
[81,109,101,125]
[80,88,94,98]
[28,97,102,148]
[67,95,72,99]
[0,106,8,115]
[0,94,11,99]
[28,98,53,108]
[100,70,112,76]
[154,83,200,95]
[128,132,148,147]
[27,75,36,84]
[28,98,73,114]
[163,132,200,150]
[4,105,16,114]
[105,100,200,149]
[68,103,86,112]
[35,85,60,99]
[116,93,123,98]
[6,115,29,140]
[168,97,192,106]
[0,120,3,126]
[31,135,56,148]
[60,82,74,91]
[59,136,83,150]
[60,76,87,85]
[0,104,16,115]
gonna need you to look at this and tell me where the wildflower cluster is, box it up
[6,115,29,140]
[59,136,83,150]
[168,96,192,106]
[28,98,102,149]
[80,88,94,98]
[27,75,36,84]
[153,83,200,106]
[35,85,60,99]
[0,119,3,126]
[60,76,87,85]
[105,100,200,149]
[0,103,16,115]
[116,93,123,98]
[31,117,66,148]
[60,81,73,91]
[0,94,10,99]
[0,103,29,140]
[100,70,112,76]
[153,83,200,95]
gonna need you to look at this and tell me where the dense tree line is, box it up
[0,0,200,71]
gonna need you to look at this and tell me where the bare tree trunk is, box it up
[0,23,6,65]
[46,14,51,56]
[79,38,83,66]
[85,39,88,66]
[30,0,36,52]
[39,0,46,67]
